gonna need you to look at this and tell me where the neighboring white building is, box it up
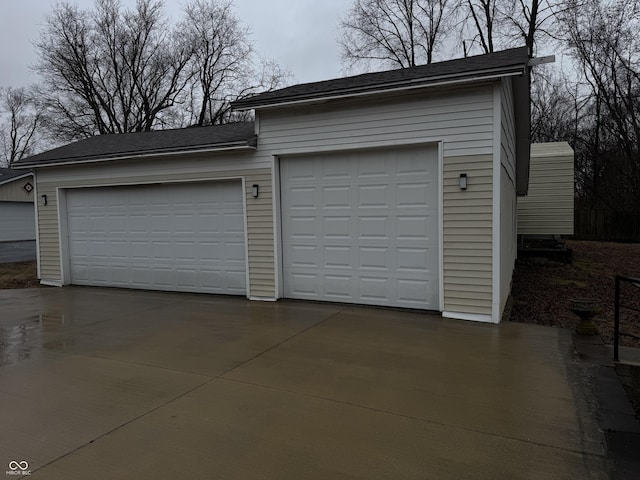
[0,168,36,242]
[14,47,533,324]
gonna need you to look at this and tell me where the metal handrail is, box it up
[614,275,640,362]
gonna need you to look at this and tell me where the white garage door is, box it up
[0,201,35,242]
[66,181,246,295]
[280,147,439,309]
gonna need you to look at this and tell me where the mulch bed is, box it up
[510,240,640,348]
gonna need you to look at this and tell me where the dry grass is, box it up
[511,240,640,348]
[0,261,39,289]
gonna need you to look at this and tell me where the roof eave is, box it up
[232,65,527,111]
[13,141,256,169]
[0,171,33,185]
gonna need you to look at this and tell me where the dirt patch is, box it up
[511,240,640,348]
[0,261,39,289]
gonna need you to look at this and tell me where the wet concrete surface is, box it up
[0,287,611,479]
[0,240,36,264]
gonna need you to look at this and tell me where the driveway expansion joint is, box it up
[217,376,608,460]
[216,307,348,379]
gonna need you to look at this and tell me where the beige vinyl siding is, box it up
[500,78,516,180]
[0,177,33,202]
[35,151,275,297]
[443,154,493,315]
[517,142,574,235]
[257,84,495,159]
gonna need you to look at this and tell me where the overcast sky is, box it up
[0,0,350,89]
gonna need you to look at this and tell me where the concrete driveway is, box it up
[0,287,609,479]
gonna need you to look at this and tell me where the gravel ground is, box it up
[511,240,640,348]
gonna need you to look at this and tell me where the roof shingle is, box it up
[0,167,32,184]
[232,47,530,110]
[13,122,256,168]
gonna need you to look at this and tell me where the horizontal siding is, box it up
[0,178,34,202]
[258,84,494,159]
[500,78,516,181]
[443,154,493,316]
[517,142,574,235]
[36,154,276,298]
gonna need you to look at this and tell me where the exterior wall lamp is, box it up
[41,194,48,206]
[459,173,468,190]
[252,184,259,198]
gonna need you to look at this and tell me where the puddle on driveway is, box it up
[0,313,66,366]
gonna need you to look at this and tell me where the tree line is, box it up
[1,0,639,241]
[0,0,288,165]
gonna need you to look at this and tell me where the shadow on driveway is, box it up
[0,287,611,479]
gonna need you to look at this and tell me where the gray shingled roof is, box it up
[0,167,32,184]
[13,122,257,168]
[232,47,530,110]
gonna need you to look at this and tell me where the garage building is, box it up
[14,47,532,323]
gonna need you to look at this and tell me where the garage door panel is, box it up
[397,183,430,207]
[324,275,353,299]
[358,216,390,240]
[397,215,429,239]
[66,181,246,295]
[358,184,390,207]
[359,246,389,271]
[281,147,439,309]
[323,186,350,208]
[325,246,351,269]
[289,272,319,296]
[321,158,351,179]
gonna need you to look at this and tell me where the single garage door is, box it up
[0,201,35,242]
[66,181,246,295]
[280,147,439,309]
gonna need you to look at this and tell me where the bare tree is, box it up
[339,0,460,71]
[460,1,563,56]
[0,87,41,166]
[530,68,582,143]
[179,0,288,126]
[561,0,640,210]
[33,0,288,138]
[35,0,193,140]
[501,0,564,54]
[462,0,498,54]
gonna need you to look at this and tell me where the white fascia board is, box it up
[237,71,525,112]
[0,172,32,185]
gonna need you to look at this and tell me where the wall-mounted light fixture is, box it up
[41,194,48,206]
[459,173,468,190]
[252,184,259,198]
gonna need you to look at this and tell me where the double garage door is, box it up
[66,181,246,295]
[280,147,439,309]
